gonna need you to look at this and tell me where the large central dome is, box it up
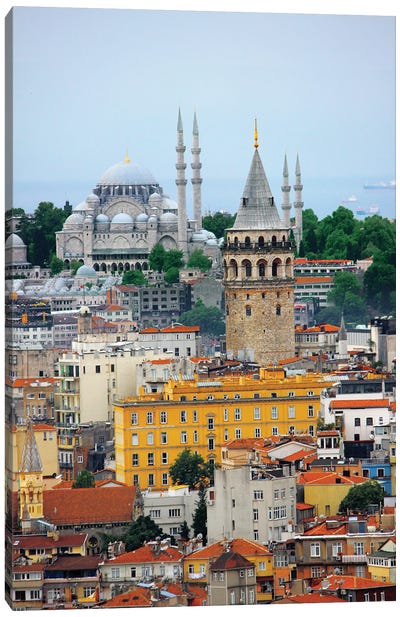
[99,154,157,187]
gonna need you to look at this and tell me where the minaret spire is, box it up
[191,110,203,231]
[176,108,188,256]
[281,154,291,229]
[293,153,304,248]
[254,118,259,149]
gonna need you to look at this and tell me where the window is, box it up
[131,413,138,425]
[311,566,323,577]
[181,431,188,444]
[308,405,314,417]
[162,473,168,485]
[77,455,83,464]
[254,407,261,420]
[169,508,181,517]
[354,542,364,555]
[193,430,199,443]
[354,417,361,426]
[193,409,198,422]
[132,454,139,466]
[180,410,187,423]
[224,408,229,421]
[149,509,160,518]
[281,488,286,498]
[308,425,314,436]
[288,405,295,418]
[272,426,278,436]
[366,417,373,425]
[147,432,154,445]
[162,452,168,464]
[95,365,101,374]
[224,429,229,441]
[288,391,295,398]
[133,474,139,485]
[276,304,281,315]
[161,431,168,444]
[208,438,215,450]
[274,489,279,500]
[111,567,121,579]
[307,391,314,396]
[254,427,261,438]
[148,473,155,486]
[253,490,263,500]
[234,393,241,399]
[234,408,241,421]
[253,508,259,521]
[246,305,252,316]
[208,417,214,430]
[146,411,154,424]
[332,542,342,557]
[235,428,242,439]
[259,561,266,571]
[160,411,167,423]
[310,542,321,557]
[271,406,278,419]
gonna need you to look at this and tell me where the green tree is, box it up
[169,448,213,490]
[18,202,68,266]
[148,243,167,272]
[179,520,191,541]
[164,249,184,272]
[187,248,212,272]
[327,271,362,311]
[164,267,180,284]
[49,254,64,275]
[70,260,82,275]
[121,269,148,286]
[202,211,236,239]
[192,482,207,545]
[338,480,385,514]
[179,299,225,336]
[122,515,163,552]
[363,262,396,315]
[72,469,95,488]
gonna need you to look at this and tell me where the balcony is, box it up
[222,241,293,253]
[341,554,367,564]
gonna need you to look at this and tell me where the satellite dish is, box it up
[369,432,375,440]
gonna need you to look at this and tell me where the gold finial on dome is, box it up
[124,150,131,163]
[254,118,259,149]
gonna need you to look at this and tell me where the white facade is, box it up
[207,465,296,545]
[143,485,198,537]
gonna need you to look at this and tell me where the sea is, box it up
[11,175,396,223]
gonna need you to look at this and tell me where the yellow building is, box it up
[367,537,396,583]
[298,470,369,517]
[114,368,332,489]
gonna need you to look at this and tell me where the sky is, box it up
[4,1,397,220]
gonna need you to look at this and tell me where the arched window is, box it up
[271,235,277,246]
[243,260,252,277]
[258,263,266,277]
[276,304,281,316]
[282,235,286,243]
[258,236,265,248]
[245,236,251,247]
[230,259,238,278]
[234,236,239,246]
[272,258,281,277]
[285,257,292,276]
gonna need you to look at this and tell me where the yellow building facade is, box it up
[114,368,332,489]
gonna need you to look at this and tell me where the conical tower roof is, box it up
[19,421,43,473]
[232,147,283,230]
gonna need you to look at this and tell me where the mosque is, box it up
[55,111,221,274]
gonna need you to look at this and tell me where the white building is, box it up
[207,464,296,545]
[143,485,198,537]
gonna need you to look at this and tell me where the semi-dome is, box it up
[99,157,156,186]
[86,192,100,206]
[76,264,97,277]
[162,195,178,210]
[160,212,177,223]
[64,212,85,226]
[73,201,87,212]
[111,212,134,224]
[206,238,218,246]
[191,229,210,242]
[5,233,25,248]
[136,212,149,222]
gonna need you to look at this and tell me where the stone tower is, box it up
[191,111,203,231]
[222,123,295,365]
[176,108,189,257]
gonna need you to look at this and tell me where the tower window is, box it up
[258,236,265,248]
[245,236,251,247]
[246,306,252,316]
[276,305,281,315]
[259,263,265,277]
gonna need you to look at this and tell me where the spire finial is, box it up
[254,118,259,149]
[124,149,131,163]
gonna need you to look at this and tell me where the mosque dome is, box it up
[136,212,149,222]
[111,212,134,224]
[149,192,162,204]
[5,233,25,248]
[76,264,97,277]
[160,212,177,224]
[162,195,178,211]
[206,238,218,246]
[79,305,91,315]
[86,192,100,206]
[191,229,210,242]
[95,213,109,223]
[99,156,156,186]
[64,212,85,227]
[73,201,87,212]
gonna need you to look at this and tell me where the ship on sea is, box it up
[363,180,396,189]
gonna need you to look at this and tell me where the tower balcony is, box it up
[222,241,293,253]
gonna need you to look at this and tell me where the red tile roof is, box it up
[279,593,346,603]
[210,551,253,570]
[297,471,367,486]
[11,533,87,549]
[295,324,339,333]
[185,538,271,560]
[296,276,334,284]
[330,398,390,409]
[102,544,183,565]
[43,485,137,525]
[45,554,102,571]
[311,574,395,591]
[6,377,59,388]
[100,587,152,608]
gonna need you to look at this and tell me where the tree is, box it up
[164,249,184,272]
[179,299,225,336]
[187,248,212,272]
[122,515,163,552]
[192,481,207,545]
[121,269,148,286]
[338,480,385,514]
[169,448,213,490]
[148,243,167,272]
[363,262,396,314]
[202,211,236,239]
[164,266,180,284]
[72,469,95,488]
[49,254,64,275]
[179,521,191,541]
[69,260,82,275]
[18,202,68,266]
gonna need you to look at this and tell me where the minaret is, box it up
[18,420,44,531]
[222,121,295,365]
[281,154,291,229]
[175,109,188,257]
[191,111,203,231]
[293,154,304,249]
[337,314,348,360]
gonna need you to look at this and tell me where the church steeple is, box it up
[191,111,203,231]
[176,108,188,256]
[18,420,44,531]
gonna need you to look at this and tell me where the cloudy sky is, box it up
[5,1,397,218]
